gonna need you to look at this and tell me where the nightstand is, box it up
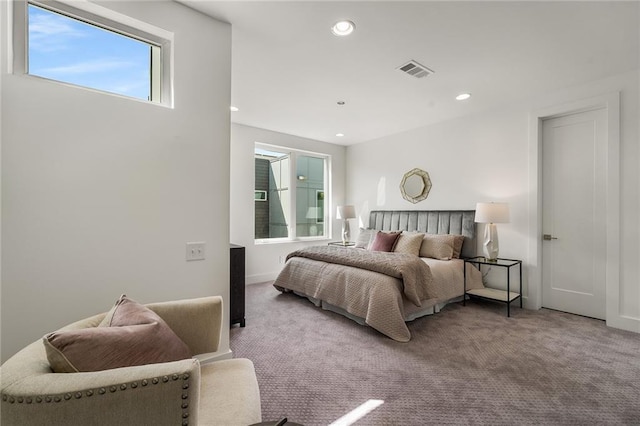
[464,256,522,317]
[328,241,355,247]
[230,244,246,327]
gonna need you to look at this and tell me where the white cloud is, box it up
[29,8,85,52]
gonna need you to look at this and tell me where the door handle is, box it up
[543,234,558,241]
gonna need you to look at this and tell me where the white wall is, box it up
[230,123,346,284]
[346,70,640,333]
[0,1,232,361]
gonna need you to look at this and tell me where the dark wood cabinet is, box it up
[230,244,245,327]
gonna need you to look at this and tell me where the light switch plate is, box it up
[186,242,205,261]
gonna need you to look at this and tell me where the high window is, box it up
[17,1,172,105]
[255,144,330,242]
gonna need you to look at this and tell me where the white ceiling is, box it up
[178,1,639,145]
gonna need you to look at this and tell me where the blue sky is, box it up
[28,4,150,101]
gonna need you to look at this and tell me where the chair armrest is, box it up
[146,296,223,355]
[1,359,200,426]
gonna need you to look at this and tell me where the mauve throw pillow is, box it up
[44,295,191,373]
[369,231,401,252]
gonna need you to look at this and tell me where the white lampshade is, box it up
[475,202,510,224]
[336,205,356,220]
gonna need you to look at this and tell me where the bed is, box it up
[273,210,485,342]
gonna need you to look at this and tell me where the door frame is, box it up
[527,92,621,326]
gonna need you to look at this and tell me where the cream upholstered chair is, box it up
[0,296,262,426]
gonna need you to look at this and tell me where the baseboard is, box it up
[247,272,279,285]
[522,296,537,310]
[607,314,640,334]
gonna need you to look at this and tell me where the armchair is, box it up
[0,296,262,425]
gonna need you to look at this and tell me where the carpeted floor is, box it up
[230,282,640,425]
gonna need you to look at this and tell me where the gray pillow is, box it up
[355,228,376,249]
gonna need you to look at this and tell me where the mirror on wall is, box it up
[400,168,432,204]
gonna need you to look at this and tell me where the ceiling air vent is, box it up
[397,60,434,79]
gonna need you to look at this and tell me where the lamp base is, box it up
[483,223,499,261]
[341,220,351,245]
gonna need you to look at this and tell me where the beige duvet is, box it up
[273,247,484,342]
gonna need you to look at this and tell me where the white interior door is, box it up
[541,108,607,319]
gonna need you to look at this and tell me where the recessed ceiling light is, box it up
[336,133,345,137]
[455,93,471,101]
[230,106,239,112]
[331,20,355,36]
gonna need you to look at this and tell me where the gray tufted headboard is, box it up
[369,210,477,258]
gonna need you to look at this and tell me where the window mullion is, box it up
[289,152,297,240]
[150,45,161,102]
[323,157,330,234]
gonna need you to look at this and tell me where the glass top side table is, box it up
[464,256,523,317]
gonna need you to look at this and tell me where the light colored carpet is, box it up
[230,282,640,425]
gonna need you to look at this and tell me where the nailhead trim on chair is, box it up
[1,374,192,425]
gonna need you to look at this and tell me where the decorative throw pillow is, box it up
[451,235,465,259]
[393,232,425,256]
[369,231,401,252]
[44,295,191,373]
[355,228,376,249]
[419,234,456,260]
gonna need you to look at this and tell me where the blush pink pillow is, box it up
[369,231,401,252]
[43,295,191,373]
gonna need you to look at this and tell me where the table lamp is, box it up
[336,205,356,244]
[474,202,510,261]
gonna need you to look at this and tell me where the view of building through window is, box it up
[28,3,154,101]
[255,146,328,241]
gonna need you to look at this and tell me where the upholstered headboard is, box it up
[369,210,477,258]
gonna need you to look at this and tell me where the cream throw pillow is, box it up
[393,232,425,256]
[452,235,465,259]
[419,234,456,260]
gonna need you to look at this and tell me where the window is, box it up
[17,1,172,104]
[255,144,330,242]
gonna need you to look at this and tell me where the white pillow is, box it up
[354,228,376,249]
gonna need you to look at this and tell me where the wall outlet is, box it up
[186,242,205,261]
[279,255,285,264]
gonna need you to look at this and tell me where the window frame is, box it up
[12,0,174,106]
[254,142,332,245]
